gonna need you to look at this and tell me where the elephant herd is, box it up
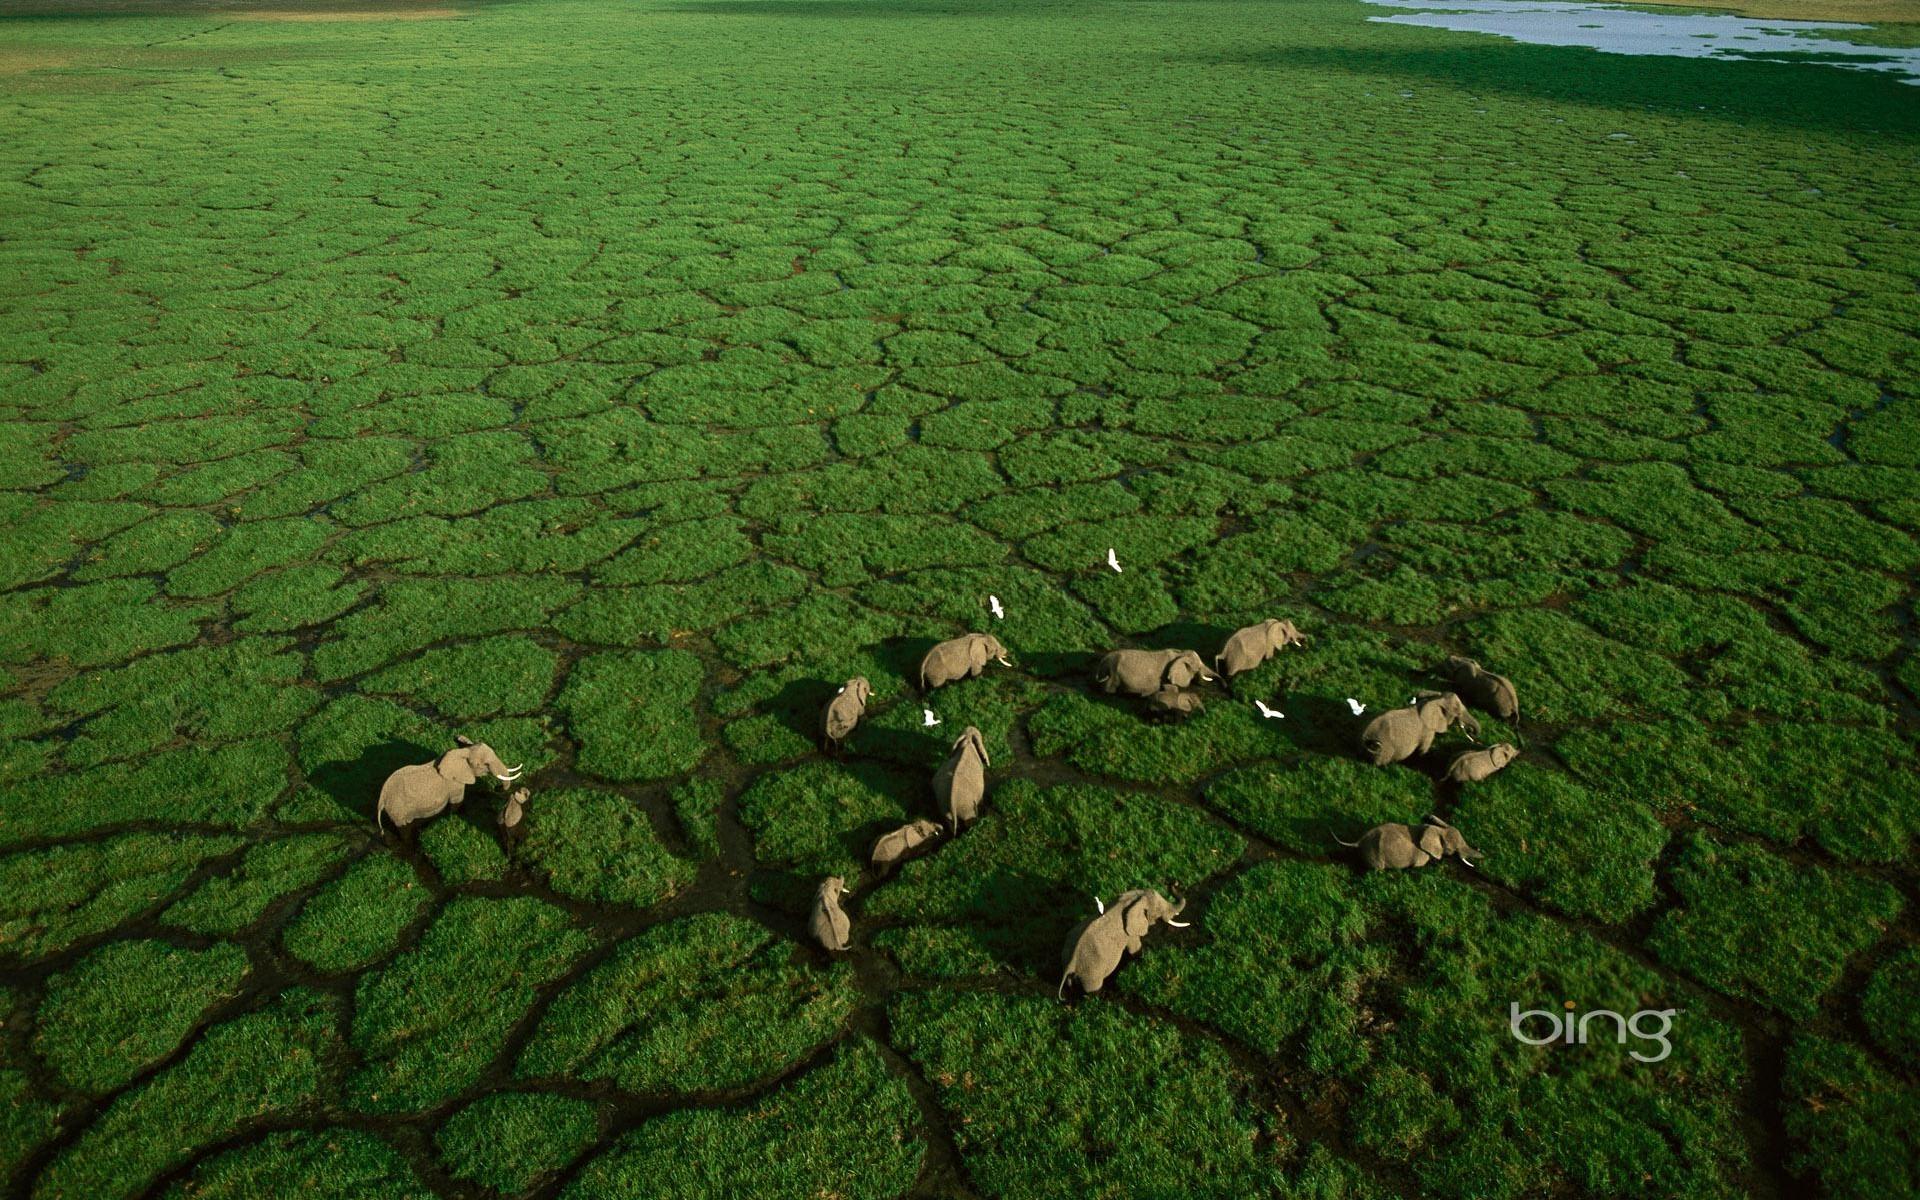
[807,622,1523,995]
[370,621,1525,999]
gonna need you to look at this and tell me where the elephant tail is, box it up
[1058,969,1073,1000]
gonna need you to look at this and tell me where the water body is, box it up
[1363,0,1920,85]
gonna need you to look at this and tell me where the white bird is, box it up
[1105,548,1122,573]
[1254,700,1284,720]
[1095,897,1105,913]
[1347,698,1366,716]
[922,708,941,728]
[988,594,1005,620]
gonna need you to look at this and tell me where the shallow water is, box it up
[1364,0,1920,85]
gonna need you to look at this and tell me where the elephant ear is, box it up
[968,637,990,669]
[1121,896,1153,939]
[436,750,479,785]
[1416,824,1447,858]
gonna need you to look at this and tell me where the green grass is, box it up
[348,897,592,1112]
[34,939,249,1094]
[517,912,854,1094]
[561,1040,924,1200]
[1,0,1916,1194]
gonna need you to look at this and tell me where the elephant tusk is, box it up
[1461,858,1476,868]
[996,656,1010,666]
[1166,919,1191,928]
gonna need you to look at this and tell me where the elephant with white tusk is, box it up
[809,876,852,952]
[1335,815,1484,870]
[870,819,942,872]
[1094,648,1215,698]
[1058,889,1190,998]
[1214,618,1306,684]
[376,736,522,830]
[1447,743,1518,783]
[933,726,989,835]
[822,676,872,753]
[1441,656,1520,721]
[1358,692,1479,766]
[920,633,1011,691]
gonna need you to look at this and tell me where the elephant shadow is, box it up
[1011,648,1093,682]
[308,738,439,824]
[1266,692,1365,758]
[875,635,940,691]
[762,678,833,749]
[1149,619,1234,660]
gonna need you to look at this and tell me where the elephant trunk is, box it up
[1165,896,1190,928]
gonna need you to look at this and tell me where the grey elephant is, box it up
[1335,815,1483,870]
[1358,692,1479,766]
[920,633,1011,691]
[1058,889,1190,998]
[1441,656,1519,721]
[933,725,989,835]
[1447,743,1518,783]
[822,676,872,752]
[500,787,531,829]
[1214,619,1306,682]
[870,819,942,872]
[1146,688,1204,718]
[809,876,852,952]
[376,737,522,830]
[1094,648,1215,698]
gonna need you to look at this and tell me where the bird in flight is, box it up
[988,594,1005,620]
[922,708,941,727]
[1347,698,1367,716]
[1106,548,1122,573]
[1254,700,1284,719]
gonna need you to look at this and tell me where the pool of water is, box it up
[1363,0,1920,85]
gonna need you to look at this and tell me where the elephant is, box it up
[809,876,852,952]
[1058,889,1190,998]
[1146,687,1204,718]
[1094,649,1215,698]
[500,787,531,829]
[1335,815,1484,870]
[1441,656,1519,721]
[1358,692,1479,766]
[933,725,989,835]
[1447,743,1518,783]
[870,819,942,872]
[1214,619,1306,682]
[822,676,872,752]
[376,737,522,830]
[920,633,1011,691]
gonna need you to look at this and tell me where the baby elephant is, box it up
[822,676,872,753]
[809,876,852,952]
[920,633,1010,691]
[870,819,942,872]
[1146,688,1204,719]
[1058,889,1190,998]
[1095,648,1215,698]
[1447,743,1518,783]
[1336,816,1483,870]
[1442,655,1519,721]
[1214,618,1306,683]
[499,787,531,829]
[377,736,523,830]
[1358,692,1479,766]
[933,726,989,835]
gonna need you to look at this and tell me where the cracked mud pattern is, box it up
[0,0,1916,1196]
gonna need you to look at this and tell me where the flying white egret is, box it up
[1254,700,1284,720]
[1347,698,1366,716]
[1105,548,1122,573]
